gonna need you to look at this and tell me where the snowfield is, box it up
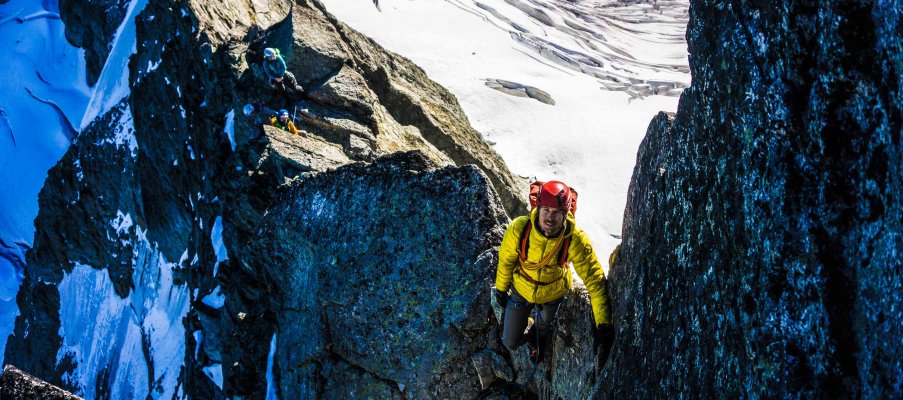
[321,0,690,264]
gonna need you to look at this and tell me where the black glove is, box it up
[593,323,615,365]
[494,289,508,308]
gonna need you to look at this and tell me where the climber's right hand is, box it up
[494,289,508,308]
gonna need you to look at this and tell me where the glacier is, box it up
[0,0,91,367]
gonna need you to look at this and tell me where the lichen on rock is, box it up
[604,1,902,398]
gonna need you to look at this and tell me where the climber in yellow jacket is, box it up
[270,109,300,136]
[495,180,613,364]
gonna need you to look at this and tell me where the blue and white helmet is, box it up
[242,104,254,116]
[278,109,289,118]
[263,48,276,58]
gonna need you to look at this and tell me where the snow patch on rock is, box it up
[80,0,150,129]
[266,333,279,400]
[192,330,203,360]
[203,363,223,389]
[210,216,228,276]
[109,210,133,236]
[55,225,190,398]
[201,285,225,309]
[223,110,235,151]
[56,263,148,399]
[112,106,138,156]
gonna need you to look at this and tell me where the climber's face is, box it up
[537,206,565,236]
[279,116,288,124]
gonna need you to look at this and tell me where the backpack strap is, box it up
[518,220,532,263]
[557,224,572,266]
[517,219,570,270]
[517,269,561,286]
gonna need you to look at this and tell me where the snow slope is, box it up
[0,0,91,365]
[320,0,690,262]
[57,224,190,398]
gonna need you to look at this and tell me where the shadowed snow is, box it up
[56,225,190,399]
[0,0,91,367]
[79,0,149,129]
[266,333,279,400]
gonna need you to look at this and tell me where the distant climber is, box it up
[495,181,614,365]
[271,109,300,136]
[262,47,304,94]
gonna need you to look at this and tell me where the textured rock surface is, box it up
[318,4,529,215]
[0,365,81,399]
[58,0,130,86]
[245,151,508,398]
[604,1,902,398]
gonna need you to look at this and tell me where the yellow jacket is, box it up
[495,209,611,326]
[270,117,299,135]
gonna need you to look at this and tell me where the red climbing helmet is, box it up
[534,180,576,213]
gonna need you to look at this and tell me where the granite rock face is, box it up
[604,1,902,398]
[244,151,508,399]
[0,365,81,400]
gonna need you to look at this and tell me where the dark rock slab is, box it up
[485,79,555,105]
[244,151,508,398]
[604,1,902,398]
[290,0,353,83]
[256,125,351,175]
[58,0,129,86]
[0,365,81,400]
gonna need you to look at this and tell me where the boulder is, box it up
[306,65,378,118]
[603,1,902,398]
[244,151,509,398]
[0,365,81,399]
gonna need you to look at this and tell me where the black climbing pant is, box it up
[501,288,563,352]
[270,71,303,93]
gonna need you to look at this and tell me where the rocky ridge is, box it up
[602,1,902,398]
[4,0,597,398]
